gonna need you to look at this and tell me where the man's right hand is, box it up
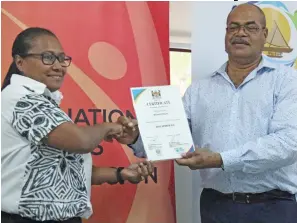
[107,116,139,144]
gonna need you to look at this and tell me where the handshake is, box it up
[103,116,140,145]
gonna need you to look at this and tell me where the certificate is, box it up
[130,85,194,161]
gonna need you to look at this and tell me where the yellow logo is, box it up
[248,1,297,68]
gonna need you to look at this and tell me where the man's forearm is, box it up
[220,129,297,173]
[91,166,118,185]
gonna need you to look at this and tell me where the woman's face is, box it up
[16,35,69,92]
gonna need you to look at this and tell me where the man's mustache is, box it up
[231,38,250,45]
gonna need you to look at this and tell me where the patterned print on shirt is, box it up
[12,94,90,221]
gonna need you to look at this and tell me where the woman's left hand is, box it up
[121,161,154,184]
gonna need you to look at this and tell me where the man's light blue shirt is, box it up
[130,57,297,196]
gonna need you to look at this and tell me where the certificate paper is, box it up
[130,85,194,161]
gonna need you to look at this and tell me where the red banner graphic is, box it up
[1,2,175,223]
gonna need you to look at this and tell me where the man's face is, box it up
[225,5,268,60]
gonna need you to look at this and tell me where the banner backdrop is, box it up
[1,2,176,223]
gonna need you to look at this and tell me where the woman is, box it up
[1,27,153,223]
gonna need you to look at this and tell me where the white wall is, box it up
[169,1,192,50]
[192,2,232,80]
[170,2,193,223]
[174,163,194,223]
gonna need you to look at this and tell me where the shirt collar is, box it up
[10,74,63,105]
[213,62,228,76]
[212,55,277,77]
[259,55,278,70]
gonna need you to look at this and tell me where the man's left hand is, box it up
[175,148,223,170]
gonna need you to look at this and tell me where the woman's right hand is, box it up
[121,161,154,184]
[104,122,124,141]
[114,116,139,144]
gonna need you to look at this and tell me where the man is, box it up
[114,3,297,223]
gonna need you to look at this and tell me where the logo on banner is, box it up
[248,1,297,68]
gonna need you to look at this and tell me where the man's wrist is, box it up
[116,167,125,184]
[214,153,223,168]
[128,133,140,146]
[217,153,224,170]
